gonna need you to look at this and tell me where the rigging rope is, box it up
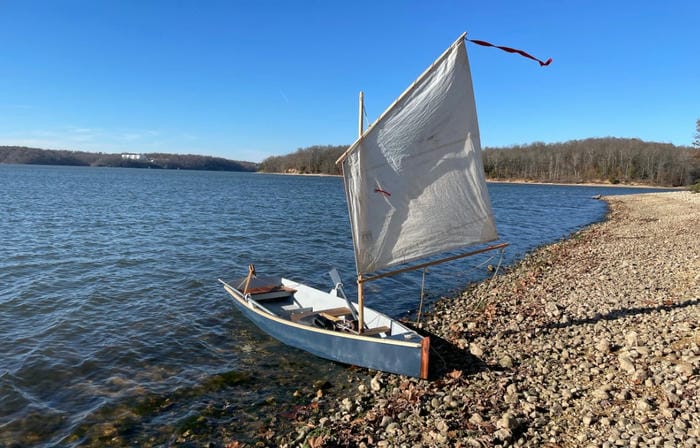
[473,247,507,311]
[416,267,428,325]
[409,247,508,324]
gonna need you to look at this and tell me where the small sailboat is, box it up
[221,33,514,378]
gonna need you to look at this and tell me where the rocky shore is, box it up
[273,191,699,448]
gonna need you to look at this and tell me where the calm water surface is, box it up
[0,165,670,446]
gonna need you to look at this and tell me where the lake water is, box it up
[0,165,671,446]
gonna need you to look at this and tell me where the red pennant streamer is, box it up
[467,38,552,66]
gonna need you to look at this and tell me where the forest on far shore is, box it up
[258,138,700,187]
[0,146,258,172]
[4,138,699,187]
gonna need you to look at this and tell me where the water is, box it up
[0,165,670,446]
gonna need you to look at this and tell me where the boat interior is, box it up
[224,274,422,341]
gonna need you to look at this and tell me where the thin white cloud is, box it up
[0,104,34,110]
[72,127,95,134]
[279,90,289,104]
[0,125,167,152]
[122,133,143,142]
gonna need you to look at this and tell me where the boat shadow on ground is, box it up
[429,333,496,379]
[403,323,498,379]
[533,298,700,336]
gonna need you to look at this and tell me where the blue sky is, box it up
[1,1,698,162]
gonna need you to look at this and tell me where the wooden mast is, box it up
[358,91,364,139]
[357,90,365,333]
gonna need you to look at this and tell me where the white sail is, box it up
[341,37,498,274]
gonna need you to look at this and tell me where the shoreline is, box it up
[256,171,342,177]
[269,191,699,447]
[486,179,684,189]
[257,170,684,189]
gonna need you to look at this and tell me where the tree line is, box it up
[0,146,258,172]
[259,138,699,187]
[482,138,698,186]
[6,137,698,186]
[258,145,347,175]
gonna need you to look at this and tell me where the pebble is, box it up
[469,413,483,425]
[499,355,514,369]
[618,354,636,373]
[592,387,610,400]
[637,399,652,412]
[497,412,517,431]
[625,331,639,347]
[596,337,612,354]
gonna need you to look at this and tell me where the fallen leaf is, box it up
[448,369,463,380]
[307,435,325,448]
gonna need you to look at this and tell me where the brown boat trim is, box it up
[420,336,431,379]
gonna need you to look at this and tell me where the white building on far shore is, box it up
[121,153,147,161]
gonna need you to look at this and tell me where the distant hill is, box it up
[0,146,258,172]
[259,138,700,187]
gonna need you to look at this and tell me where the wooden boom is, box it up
[359,242,509,284]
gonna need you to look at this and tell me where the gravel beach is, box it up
[272,191,699,448]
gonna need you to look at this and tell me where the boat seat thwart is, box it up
[360,326,391,336]
[289,307,389,335]
[247,285,297,302]
[241,264,297,301]
[290,307,351,322]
